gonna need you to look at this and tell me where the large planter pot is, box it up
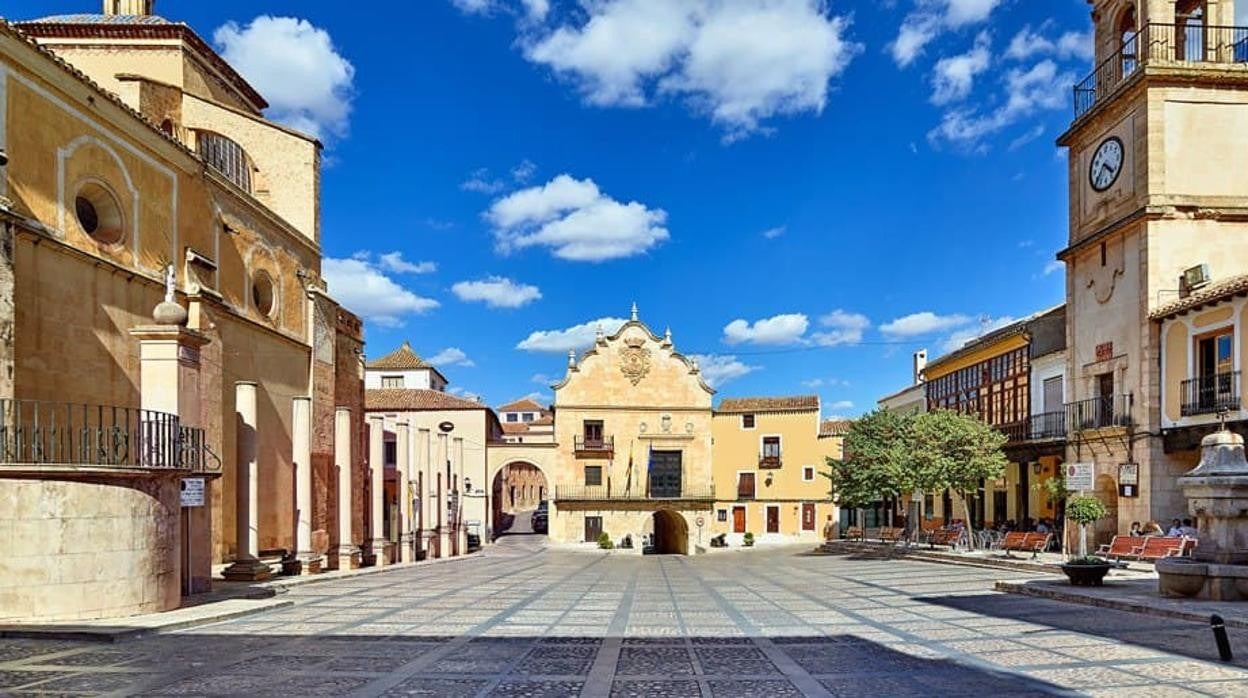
[1061,562,1111,587]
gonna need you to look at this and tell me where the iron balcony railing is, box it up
[999,412,1067,444]
[1074,22,1248,118]
[758,453,782,469]
[1065,395,1133,432]
[573,435,614,454]
[1181,371,1242,417]
[554,482,716,502]
[0,399,215,472]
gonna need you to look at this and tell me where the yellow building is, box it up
[548,306,715,554]
[0,3,366,620]
[710,396,838,545]
[1056,0,1248,538]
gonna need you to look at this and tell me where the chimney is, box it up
[913,349,928,385]
[103,0,154,16]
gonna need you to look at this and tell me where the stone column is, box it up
[367,414,388,567]
[332,408,359,569]
[130,323,212,593]
[223,382,270,581]
[454,436,468,554]
[417,427,431,559]
[436,432,450,557]
[292,397,320,574]
[394,421,411,563]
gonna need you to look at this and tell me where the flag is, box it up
[625,441,633,495]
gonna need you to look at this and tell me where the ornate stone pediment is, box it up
[619,337,652,386]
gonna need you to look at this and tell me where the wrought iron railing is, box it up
[999,411,1067,443]
[1074,23,1248,118]
[574,435,613,453]
[1181,371,1241,417]
[0,400,212,471]
[1065,395,1133,432]
[554,482,716,501]
[758,454,782,469]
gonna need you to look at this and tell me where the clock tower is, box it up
[1058,0,1248,533]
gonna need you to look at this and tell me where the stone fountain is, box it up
[1157,425,1248,600]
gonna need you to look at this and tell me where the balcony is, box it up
[1065,395,1133,432]
[758,454,782,469]
[999,412,1067,444]
[1074,23,1248,119]
[554,482,716,502]
[1181,371,1242,417]
[573,434,613,457]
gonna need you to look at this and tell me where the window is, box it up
[584,465,603,487]
[1196,329,1234,378]
[74,182,124,246]
[506,413,518,423]
[762,436,781,457]
[251,270,275,318]
[583,420,604,445]
[802,466,814,482]
[737,472,756,499]
[196,130,254,193]
[742,414,755,429]
[1043,376,1063,414]
[381,375,405,389]
[522,412,535,423]
[383,440,396,468]
[717,509,728,522]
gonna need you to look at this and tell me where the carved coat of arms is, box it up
[619,338,652,385]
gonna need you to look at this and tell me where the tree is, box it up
[1065,494,1109,559]
[910,409,1008,549]
[824,409,914,527]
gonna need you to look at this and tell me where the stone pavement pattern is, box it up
[2,537,1248,696]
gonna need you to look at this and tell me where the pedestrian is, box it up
[823,515,836,542]
[1036,519,1050,534]
[1143,520,1164,535]
[1180,518,1198,538]
[1167,518,1183,537]
[1129,521,1143,536]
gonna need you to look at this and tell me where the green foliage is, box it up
[743,532,755,546]
[911,409,1008,494]
[597,532,614,550]
[1066,555,1108,566]
[1066,495,1109,526]
[824,409,915,507]
[1037,470,1070,503]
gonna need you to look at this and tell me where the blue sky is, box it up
[16,0,1130,414]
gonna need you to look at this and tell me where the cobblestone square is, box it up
[3,539,1248,696]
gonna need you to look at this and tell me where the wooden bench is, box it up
[927,528,958,547]
[1095,535,1148,561]
[879,527,905,544]
[844,526,864,541]
[1000,531,1052,558]
[1136,536,1191,561]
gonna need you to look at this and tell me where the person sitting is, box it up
[1143,520,1165,536]
[1129,521,1143,536]
[1179,518,1198,539]
[1167,518,1183,537]
[1036,519,1050,534]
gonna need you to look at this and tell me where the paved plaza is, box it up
[3,538,1248,696]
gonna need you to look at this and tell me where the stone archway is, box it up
[491,461,549,538]
[651,509,688,555]
[1093,473,1120,546]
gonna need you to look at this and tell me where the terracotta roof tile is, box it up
[501,422,530,434]
[820,419,853,437]
[367,341,433,371]
[530,414,554,426]
[1151,274,1248,320]
[499,398,545,413]
[717,395,819,414]
[365,389,484,412]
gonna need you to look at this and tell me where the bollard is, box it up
[1211,614,1234,662]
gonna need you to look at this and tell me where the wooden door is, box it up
[732,506,746,533]
[584,516,603,543]
[649,450,683,498]
[766,506,779,534]
[802,503,815,531]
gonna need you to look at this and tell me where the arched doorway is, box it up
[491,461,549,538]
[651,509,688,555]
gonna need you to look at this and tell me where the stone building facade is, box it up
[0,3,366,620]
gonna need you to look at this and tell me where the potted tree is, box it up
[597,532,614,550]
[1061,494,1111,586]
[743,532,755,547]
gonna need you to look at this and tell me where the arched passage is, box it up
[491,461,549,538]
[651,509,689,555]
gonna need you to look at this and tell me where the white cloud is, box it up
[448,386,482,401]
[890,0,1002,67]
[811,309,870,347]
[802,378,825,388]
[516,317,629,353]
[531,372,553,384]
[428,347,476,367]
[930,31,991,105]
[1006,25,1093,62]
[690,354,758,388]
[376,252,436,274]
[524,0,859,140]
[214,16,355,140]
[828,400,854,411]
[880,311,971,337]
[942,316,1015,352]
[452,276,543,308]
[461,168,507,194]
[1042,260,1063,276]
[451,0,494,14]
[928,59,1072,148]
[486,174,669,262]
[762,226,786,240]
[521,0,550,21]
[511,159,538,182]
[1007,124,1046,151]
[723,313,809,346]
[323,257,439,328]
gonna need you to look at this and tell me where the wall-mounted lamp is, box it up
[1032,463,1044,475]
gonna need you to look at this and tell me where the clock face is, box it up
[1089,137,1124,192]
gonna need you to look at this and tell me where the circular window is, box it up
[251,270,275,318]
[74,182,124,245]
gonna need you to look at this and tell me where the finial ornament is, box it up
[631,302,639,322]
[152,263,188,326]
[664,326,672,341]
[164,263,176,303]
[567,349,576,368]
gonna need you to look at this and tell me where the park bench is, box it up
[879,527,905,544]
[1000,531,1052,559]
[844,526,864,541]
[927,528,958,547]
[1095,535,1148,561]
[1136,536,1193,561]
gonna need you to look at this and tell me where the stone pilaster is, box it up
[416,427,431,559]
[368,414,388,566]
[222,382,270,581]
[394,421,411,562]
[332,407,359,569]
[454,436,467,555]
[292,397,320,574]
[436,432,450,558]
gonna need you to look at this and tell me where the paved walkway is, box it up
[1,538,1247,696]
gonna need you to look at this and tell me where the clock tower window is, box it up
[1119,5,1139,76]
